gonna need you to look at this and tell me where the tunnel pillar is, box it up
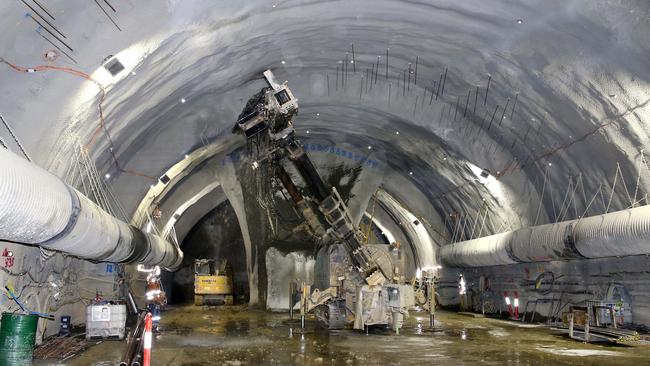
[216,158,260,305]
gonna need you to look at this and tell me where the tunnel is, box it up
[1,0,650,365]
[169,200,249,305]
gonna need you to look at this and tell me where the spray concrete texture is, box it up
[0,0,650,364]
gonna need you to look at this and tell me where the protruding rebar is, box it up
[484,75,492,105]
[487,105,499,131]
[440,68,448,98]
[35,29,77,63]
[32,0,55,20]
[510,93,519,120]
[93,0,122,31]
[499,98,510,126]
[27,15,72,51]
[21,0,64,38]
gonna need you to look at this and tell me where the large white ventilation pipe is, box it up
[0,148,183,270]
[441,205,650,268]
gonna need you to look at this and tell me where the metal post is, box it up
[584,311,590,343]
[289,282,294,320]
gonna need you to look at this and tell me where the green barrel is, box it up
[0,313,39,366]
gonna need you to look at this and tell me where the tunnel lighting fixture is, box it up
[102,55,125,77]
[409,171,413,175]
[548,163,553,166]
[306,130,310,134]
[395,131,399,135]
[517,19,523,24]
[316,113,320,117]
[459,275,466,295]
[367,145,372,150]
[281,60,286,65]
[180,98,186,104]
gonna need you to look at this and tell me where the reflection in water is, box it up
[50,305,650,366]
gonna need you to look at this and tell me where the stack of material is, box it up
[33,336,87,361]
[552,324,641,344]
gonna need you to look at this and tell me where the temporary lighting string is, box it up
[0,57,156,180]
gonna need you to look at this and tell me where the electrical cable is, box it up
[0,265,39,282]
[4,286,53,319]
[0,57,156,180]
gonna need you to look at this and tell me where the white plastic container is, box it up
[85,304,127,340]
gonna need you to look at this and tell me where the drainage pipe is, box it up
[441,205,650,268]
[0,148,183,270]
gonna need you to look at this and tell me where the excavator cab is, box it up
[193,259,234,306]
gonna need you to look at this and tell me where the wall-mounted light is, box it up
[102,55,125,77]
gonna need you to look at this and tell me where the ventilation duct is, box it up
[441,205,650,268]
[0,148,183,270]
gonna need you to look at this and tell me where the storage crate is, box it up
[85,304,126,340]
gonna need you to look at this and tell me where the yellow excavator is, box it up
[193,259,234,306]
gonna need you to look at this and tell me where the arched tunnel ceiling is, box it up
[1,0,650,240]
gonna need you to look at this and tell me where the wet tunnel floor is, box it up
[40,304,650,366]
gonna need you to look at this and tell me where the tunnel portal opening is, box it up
[170,200,249,304]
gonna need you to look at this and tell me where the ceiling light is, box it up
[184,154,189,159]
[102,55,125,76]
[367,145,372,150]
[409,171,413,175]
[395,131,400,135]
[281,60,286,65]
[517,19,523,24]
[306,130,310,134]
[181,98,186,103]
[104,173,110,179]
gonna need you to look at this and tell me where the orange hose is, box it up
[0,57,156,180]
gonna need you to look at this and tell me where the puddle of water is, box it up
[536,346,621,357]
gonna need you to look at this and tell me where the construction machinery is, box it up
[193,259,234,306]
[234,70,415,333]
